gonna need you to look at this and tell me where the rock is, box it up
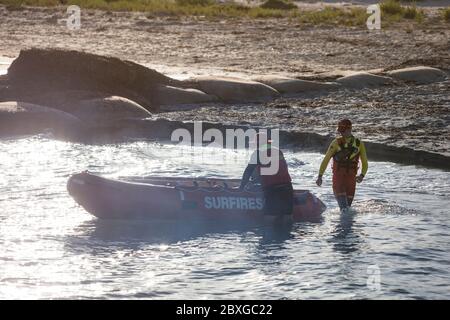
[1,89,103,110]
[260,0,296,10]
[6,48,181,111]
[155,85,218,106]
[252,75,339,94]
[387,66,447,84]
[188,76,280,103]
[0,101,84,140]
[336,72,393,89]
[61,96,152,125]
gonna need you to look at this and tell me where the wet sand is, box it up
[0,4,449,158]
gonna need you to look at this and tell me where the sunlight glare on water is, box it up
[0,136,449,299]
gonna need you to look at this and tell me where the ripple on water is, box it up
[0,137,449,299]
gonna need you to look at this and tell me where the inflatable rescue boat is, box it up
[67,172,326,221]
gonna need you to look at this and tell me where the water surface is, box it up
[0,136,449,299]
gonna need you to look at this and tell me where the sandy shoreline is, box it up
[1,5,449,74]
[0,4,449,161]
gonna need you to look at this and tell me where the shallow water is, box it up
[0,136,449,299]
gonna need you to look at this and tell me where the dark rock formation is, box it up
[4,48,181,111]
[86,119,450,171]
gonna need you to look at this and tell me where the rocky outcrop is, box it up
[103,119,450,171]
[5,48,180,111]
[0,101,84,140]
[61,96,152,125]
[336,72,393,89]
[2,98,448,170]
[387,66,447,84]
[156,85,219,106]
[252,75,339,94]
[279,130,450,171]
[1,48,449,169]
[185,76,280,103]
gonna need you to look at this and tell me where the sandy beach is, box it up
[1,4,449,74]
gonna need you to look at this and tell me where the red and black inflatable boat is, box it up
[67,172,326,222]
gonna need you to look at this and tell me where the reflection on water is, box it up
[1,136,450,299]
[331,209,360,255]
[66,219,302,255]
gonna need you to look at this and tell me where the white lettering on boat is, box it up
[204,196,263,210]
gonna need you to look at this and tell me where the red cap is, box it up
[337,119,352,133]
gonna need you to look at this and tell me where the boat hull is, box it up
[67,172,326,222]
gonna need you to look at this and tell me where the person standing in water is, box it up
[240,133,293,219]
[316,119,368,211]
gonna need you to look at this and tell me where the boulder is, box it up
[1,89,103,110]
[336,72,393,89]
[0,101,84,139]
[155,85,218,106]
[252,75,339,94]
[387,66,447,84]
[187,76,280,103]
[6,48,181,111]
[61,96,152,125]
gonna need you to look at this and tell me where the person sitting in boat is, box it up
[239,133,294,217]
[316,119,368,211]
